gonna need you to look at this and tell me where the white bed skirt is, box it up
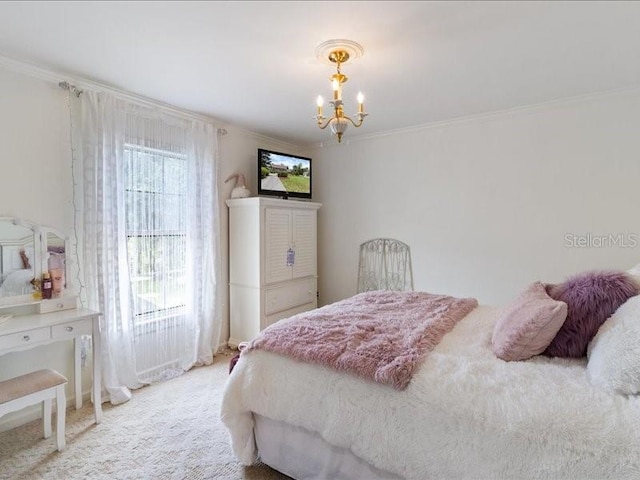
[255,414,402,480]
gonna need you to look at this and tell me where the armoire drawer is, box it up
[265,279,316,315]
[264,301,317,330]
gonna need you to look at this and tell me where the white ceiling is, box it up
[0,1,640,145]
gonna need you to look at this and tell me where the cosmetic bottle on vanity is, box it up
[41,272,52,300]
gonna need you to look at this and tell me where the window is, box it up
[124,144,188,326]
[77,93,220,388]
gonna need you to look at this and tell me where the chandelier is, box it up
[314,39,368,143]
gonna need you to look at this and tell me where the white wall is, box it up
[307,90,640,307]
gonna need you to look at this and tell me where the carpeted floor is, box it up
[0,350,290,480]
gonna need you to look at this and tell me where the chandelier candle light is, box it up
[315,39,368,143]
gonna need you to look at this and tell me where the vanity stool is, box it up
[0,369,67,451]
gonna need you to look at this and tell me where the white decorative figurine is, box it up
[224,173,251,198]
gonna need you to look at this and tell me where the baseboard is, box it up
[0,389,92,433]
[227,337,242,349]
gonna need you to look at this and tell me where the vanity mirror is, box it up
[44,229,67,299]
[0,217,69,309]
[0,217,38,305]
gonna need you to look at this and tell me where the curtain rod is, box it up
[0,53,227,135]
[56,79,228,135]
[58,81,82,97]
[2,54,229,134]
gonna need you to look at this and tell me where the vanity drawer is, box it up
[0,327,51,350]
[265,278,316,315]
[51,320,92,338]
[39,296,78,314]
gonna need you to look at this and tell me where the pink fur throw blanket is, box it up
[246,290,478,390]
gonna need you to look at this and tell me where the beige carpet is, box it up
[0,351,290,480]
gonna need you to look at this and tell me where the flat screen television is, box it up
[258,148,312,200]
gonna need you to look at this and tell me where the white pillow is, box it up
[628,263,640,287]
[587,294,640,395]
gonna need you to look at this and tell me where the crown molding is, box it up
[0,53,64,84]
[224,124,304,152]
[304,82,640,150]
[0,52,230,130]
[5,51,638,152]
[0,52,308,147]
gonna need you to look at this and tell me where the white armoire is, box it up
[226,197,322,347]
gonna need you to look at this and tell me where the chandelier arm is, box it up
[316,117,334,130]
[344,116,364,128]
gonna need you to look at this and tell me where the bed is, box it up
[221,278,640,480]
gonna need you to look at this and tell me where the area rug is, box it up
[0,350,289,480]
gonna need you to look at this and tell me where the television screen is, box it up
[258,148,312,199]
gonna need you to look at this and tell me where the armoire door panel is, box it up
[265,208,292,284]
[292,210,317,279]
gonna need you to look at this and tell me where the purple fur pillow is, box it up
[544,270,640,358]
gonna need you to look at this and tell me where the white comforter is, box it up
[221,306,640,480]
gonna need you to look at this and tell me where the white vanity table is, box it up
[0,217,102,425]
[0,307,102,424]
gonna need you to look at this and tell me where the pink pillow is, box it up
[492,282,568,361]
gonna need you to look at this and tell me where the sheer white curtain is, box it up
[76,91,221,405]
